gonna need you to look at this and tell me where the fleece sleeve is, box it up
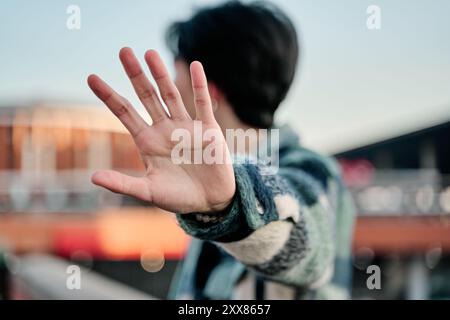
[176,150,341,288]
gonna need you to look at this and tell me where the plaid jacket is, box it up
[169,125,355,300]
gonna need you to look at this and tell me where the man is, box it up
[87,1,355,299]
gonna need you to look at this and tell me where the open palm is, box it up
[87,48,235,214]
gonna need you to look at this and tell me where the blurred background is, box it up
[0,0,449,300]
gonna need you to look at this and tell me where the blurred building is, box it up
[0,103,144,213]
[336,119,450,217]
[1,103,449,299]
[0,103,189,299]
[335,118,450,300]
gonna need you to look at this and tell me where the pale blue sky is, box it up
[1,0,449,153]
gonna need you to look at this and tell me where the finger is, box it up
[144,50,190,120]
[87,74,148,137]
[190,61,215,123]
[119,47,167,123]
[91,170,152,202]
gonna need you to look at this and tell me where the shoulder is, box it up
[280,144,342,188]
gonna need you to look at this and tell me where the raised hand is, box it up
[87,48,235,214]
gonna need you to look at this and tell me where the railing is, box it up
[7,253,156,300]
[1,169,450,216]
[346,170,450,216]
[0,170,138,213]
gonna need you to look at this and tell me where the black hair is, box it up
[166,1,299,128]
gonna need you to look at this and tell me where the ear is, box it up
[207,82,224,111]
[208,82,223,101]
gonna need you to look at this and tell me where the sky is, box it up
[1,0,449,154]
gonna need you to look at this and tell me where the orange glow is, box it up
[96,207,190,260]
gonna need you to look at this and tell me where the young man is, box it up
[87,1,355,300]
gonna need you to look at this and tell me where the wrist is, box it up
[195,194,235,223]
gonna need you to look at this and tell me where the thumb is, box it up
[91,170,152,202]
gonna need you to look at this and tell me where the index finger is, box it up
[87,74,148,137]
